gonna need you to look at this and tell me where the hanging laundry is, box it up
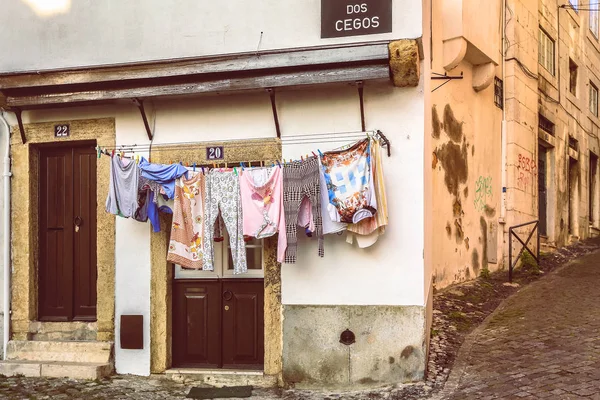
[240,166,287,261]
[318,157,347,234]
[106,156,140,218]
[203,170,247,274]
[167,173,206,269]
[282,157,324,263]
[346,139,389,247]
[320,139,377,224]
[139,158,188,199]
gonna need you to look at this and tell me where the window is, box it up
[570,0,578,11]
[539,28,555,75]
[591,3,599,38]
[494,77,503,109]
[591,82,599,117]
[569,59,578,96]
[539,113,555,135]
[174,233,264,279]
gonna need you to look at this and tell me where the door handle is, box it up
[74,216,83,227]
[223,290,233,301]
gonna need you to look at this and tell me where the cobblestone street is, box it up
[438,249,600,399]
[2,248,600,399]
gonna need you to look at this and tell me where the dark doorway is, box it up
[538,146,547,236]
[590,152,598,226]
[568,158,579,236]
[38,143,97,321]
[173,279,264,369]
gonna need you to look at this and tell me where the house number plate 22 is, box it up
[54,124,70,137]
[206,146,224,160]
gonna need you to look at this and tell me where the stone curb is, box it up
[429,249,600,400]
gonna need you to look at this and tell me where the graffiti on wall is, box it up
[517,153,537,192]
[474,175,493,212]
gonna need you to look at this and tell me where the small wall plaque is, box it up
[206,146,224,160]
[120,315,143,350]
[54,124,70,137]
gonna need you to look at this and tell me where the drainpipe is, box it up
[0,111,11,360]
[500,0,507,224]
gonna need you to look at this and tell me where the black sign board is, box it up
[321,0,392,38]
[54,124,70,137]
[206,146,224,160]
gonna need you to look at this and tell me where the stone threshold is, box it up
[164,368,277,388]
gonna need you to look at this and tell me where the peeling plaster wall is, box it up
[431,0,503,289]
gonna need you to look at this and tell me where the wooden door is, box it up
[39,143,97,321]
[222,279,264,369]
[172,279,264,369]
[172,281,221,367]
[538,146,547,236]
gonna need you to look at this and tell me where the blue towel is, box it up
[139,157,188,199]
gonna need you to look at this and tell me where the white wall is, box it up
[1,0,422,72]
[279,82,425,306]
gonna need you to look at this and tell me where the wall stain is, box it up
[480,217,488,271]
[389,356,395,364]
[471,145,475,156]
[472,248,480,273]
[484,205,496,218]
[432,152,438,169]
[453,198,463,217]
[401,345,415,359]
[454,219,464,243]
[464,237,470,250]
[443,104,464,143]
[446,222,452,238]
[436,141,469,196]
[432,105,441,139]
[463,186,469,198]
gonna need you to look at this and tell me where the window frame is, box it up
[174,234,265,279]
[590,81,599,117]
[538,27,555,76]
[591,3,599,38]
[569,58,578,97]
[570,0,578,12]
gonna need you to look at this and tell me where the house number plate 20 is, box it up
[54,124,70,137]
[206,146,224,160]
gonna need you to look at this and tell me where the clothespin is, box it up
[306,154,309,160]
[301,155,304,161]
[276,160,281,168]
[233,167,238,176]
[240,162,245,171]
[318,149,323,157]
[179,161,183,166]
[201,166,205,175]
[120,151,124,160]
[312,151,318,158]
[193,162,196,172]
[248,161,252,168]
[111,150,115,158]
[213,162,216,169]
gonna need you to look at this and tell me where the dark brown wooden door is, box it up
[39,144,97,321]
[172,281,221,367]
[172,279,264,369]
[222,280,264,369]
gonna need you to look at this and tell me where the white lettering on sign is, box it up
[321,0,391,39]
[336,17,380,32]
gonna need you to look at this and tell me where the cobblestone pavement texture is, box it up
[438,249,600,399]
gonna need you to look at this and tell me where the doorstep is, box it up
[164,368,278,388]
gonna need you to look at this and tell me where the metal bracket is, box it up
[11,108,26,144]
[132,98,153,141]
[376,130,391,157]
[266,88,281,138]
[357,81,366,131]
[431,71,464,92]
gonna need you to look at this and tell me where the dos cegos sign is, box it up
[321,0,392,38]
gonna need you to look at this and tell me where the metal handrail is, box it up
[508,220,540,282]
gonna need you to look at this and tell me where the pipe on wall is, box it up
[0,111,11,360]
